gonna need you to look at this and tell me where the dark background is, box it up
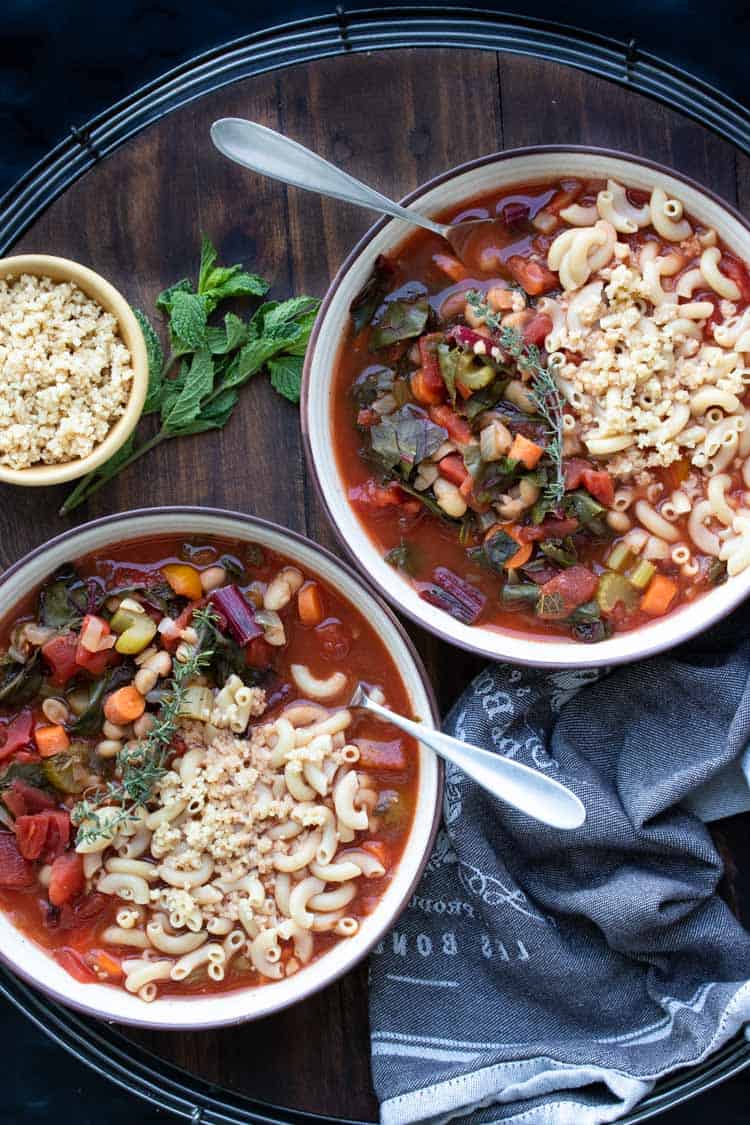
[2,1,750,1122]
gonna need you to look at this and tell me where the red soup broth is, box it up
[332,177,750,641]
[0,535,419,996]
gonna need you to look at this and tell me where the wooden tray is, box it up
[2,16,750,1122]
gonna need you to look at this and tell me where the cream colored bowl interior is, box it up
[306,150,750,668]
[0,510,440,1028]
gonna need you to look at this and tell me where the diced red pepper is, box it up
[0,711,34,762]
[428,404,472,445]
[41,633,79,687]
[506,256,559,296]
[356,408,379,428]
[518,517,580,542]
[2,780,56,818]
[48,851,85,907]
[0,832,35,888]
[538,566,598,617]
[522,313,553,348]
[15,809,70,863]
[418,333,446,398]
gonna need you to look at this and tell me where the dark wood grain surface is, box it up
[5,47,749,1119]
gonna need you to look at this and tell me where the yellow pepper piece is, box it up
[162,563,202,600]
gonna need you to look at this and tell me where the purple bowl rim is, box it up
[301,142,750,668]
[0,504,443,1029]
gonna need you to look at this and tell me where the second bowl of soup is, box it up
[303,147,750,667]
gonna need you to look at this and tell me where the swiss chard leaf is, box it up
[384,540,416,575]
[370,297,429,350]
[39,567,89,629]
[484,530,521,570]
[349,255,396,335]
[0,651,43,706]
[437,344,459,404]
[351,365,395,407]
[370,405,447,471]
[0,760,50,792]
[69,662,135,737]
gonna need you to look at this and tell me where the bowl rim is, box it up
[0,253,148,486]
[0,505,442,1028]
[301,143,750,668]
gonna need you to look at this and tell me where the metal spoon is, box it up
[349,683,585,831]
[210,118,502,258]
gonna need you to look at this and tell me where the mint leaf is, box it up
[222,329,302,390]
[161,348,214,432]
[268,355,304,404]
[263,296,319,333]
[206,312,248,355]
[169,291,208,350]
[198,235,218,294]
[283,303,320,355]
[156,278,191,315]
[171,388,239,436]
[203,269,268,311]
[133,309,165,414]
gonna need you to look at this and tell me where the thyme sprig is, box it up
[466,290,566,506]
[72,605,219,845]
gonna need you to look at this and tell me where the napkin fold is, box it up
[369,605,750,1125]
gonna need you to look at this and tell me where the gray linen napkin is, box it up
[369,606,750,1125]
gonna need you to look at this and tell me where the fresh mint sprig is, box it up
[60,237,320,515]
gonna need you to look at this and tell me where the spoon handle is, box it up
[210,118,446,238]
[358,694,585,831]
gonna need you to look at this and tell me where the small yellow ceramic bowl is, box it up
[0,254,148,487]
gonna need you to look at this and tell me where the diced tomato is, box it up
[361,839,390,866]
[581,468,614,507]
[418,333,446,393]
[719,256,750,304]
[2,780,56,819]
[245,636,274,669]
[438,453,469,487]
[54,948,98,984]
[356,408,379,428]
[522,313,553,347]
[15,809,70,862]
[75,615,119,675]
[663,458,690,491]
[506,255,558,296]
[518,517,580,542]
[53,892,110,935]
[356,739,407,771]
[0,832,34,888]
[160,599,204,652]
[564,458,592,491]
[48,851,85,907]
[41,633,79,687]
[349,480,409,510]
[428,404,472,444]
[538,566,598,617]
[0,710,34,761]
[315,619,352,660]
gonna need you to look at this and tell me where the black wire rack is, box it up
[1,7,749,1121]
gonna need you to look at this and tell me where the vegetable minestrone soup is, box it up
[0,537,417,999]
[333,176,750,640]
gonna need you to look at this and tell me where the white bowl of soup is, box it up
[303,147,750,667]
[0,508,440,1027]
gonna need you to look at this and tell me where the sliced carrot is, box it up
[89,949,123,979]
[432,252,470,282]
[509,432,544,469]
[34,725,70,758]
[162,563,203,600]
[297,582,324,627]
[663,458,690,491]
[639,575,678,617]
[104,685,146,725]
[410,368,444,406]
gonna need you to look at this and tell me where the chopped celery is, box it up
[43,745,90,794]
[178,685,214,722]
[629,560,657,590]
[456,353,496,391]
[596,571,640,615]
[114,613,157,655]
[606,542,633,573]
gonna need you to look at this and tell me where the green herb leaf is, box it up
[156,278,191,315]
[169,291,208,350]
[197,235,218,294]
[172,388,239,436]
[205,312,248,355]
[385,540,416,575]
[134,309,165,414]
[161,348,214,432]
[370,405,447,470]
[268,354,304,404]
[202,268,268,311]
